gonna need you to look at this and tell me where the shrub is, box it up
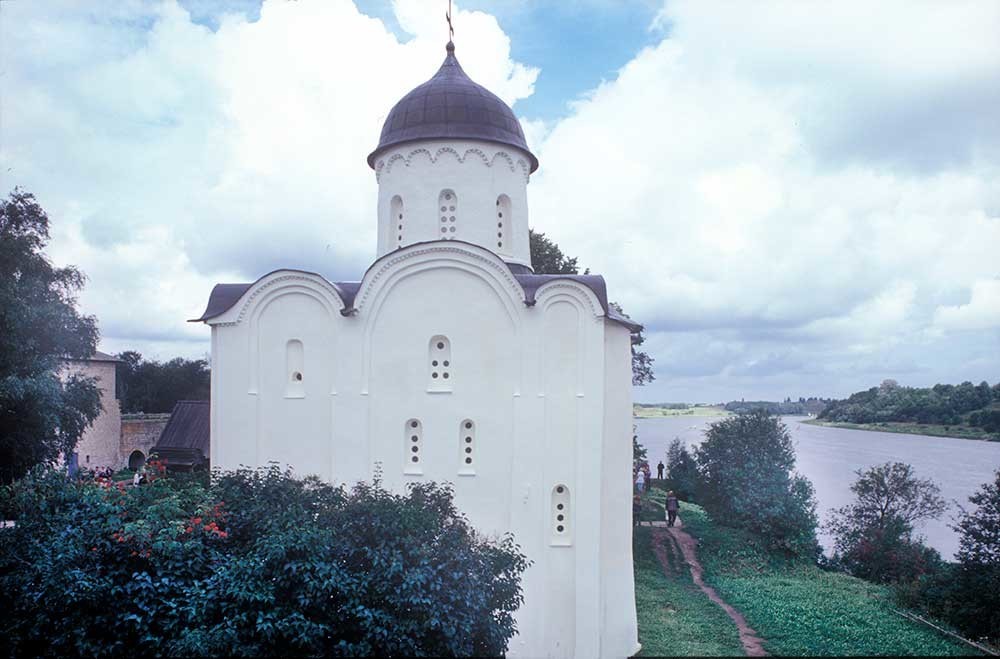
[903,469,1000,645]
[695,411,818,557]
[665,438,699,501]
[826,462,945,584]
[0,465,527,657]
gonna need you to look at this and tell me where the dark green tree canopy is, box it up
[115,351,210,413]
[528,229,654,385]
[0,189,101,482]
[825,462,946,584]
[0,466,528,656]
[695,411,818,557]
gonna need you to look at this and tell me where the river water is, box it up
[634,416,1000,559]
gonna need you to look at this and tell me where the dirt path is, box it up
[648,518,769,657]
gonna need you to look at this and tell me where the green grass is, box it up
[633,525,744,656]
[803,418,998,442]
[634,405,731,418]
[678,504,979,656]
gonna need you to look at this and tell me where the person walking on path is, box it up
[656,461,665,480]
[666,490,679,527]
[635,469,646,494]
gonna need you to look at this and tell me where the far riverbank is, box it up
[802,418,998,442]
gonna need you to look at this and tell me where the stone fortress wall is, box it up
[121,413,171,468]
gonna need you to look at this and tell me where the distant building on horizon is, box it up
[195,40,640,658]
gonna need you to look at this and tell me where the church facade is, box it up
[196,41,640,658]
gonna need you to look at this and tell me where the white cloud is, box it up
[0,0,996,400]
[933,279,1000,331]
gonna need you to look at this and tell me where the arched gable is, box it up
[353,242,524,393]
[234,272,345,396]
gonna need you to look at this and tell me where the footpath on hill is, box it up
[649,519,768,656]
[633,487,978,657]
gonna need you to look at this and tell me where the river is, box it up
[634,416,1000,559]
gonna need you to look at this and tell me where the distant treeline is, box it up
[724,397,830,416]
[115,351,210,414]
[634,402,691,410]
[819,380,1000,431]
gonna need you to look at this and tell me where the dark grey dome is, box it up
[368,42,538,172]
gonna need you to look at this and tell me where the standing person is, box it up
[635,468,646,494]
[665,491,679,527]
[132,470,141,488]
[632,495,642,527]
[656,461,665,480]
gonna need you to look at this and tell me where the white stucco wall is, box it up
[208,242,636,658]
[373,140,533,267]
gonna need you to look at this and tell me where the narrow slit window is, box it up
[391,195,404,248]
[496,194,511,253]
[286,339,304,398]
[458,419,475,475]
[404,418,423,475]
[428,335,452,392]
[438,189,457,239]
[551,484,572,546]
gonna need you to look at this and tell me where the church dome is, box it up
[368,42,539,172]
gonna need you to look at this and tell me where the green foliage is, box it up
[901,469,1000,645]
[695,411,819,557]
[826,462,946,584]
[528,229,654,385]
[115,350,210,413]
[0,466,528,657]
[632,524,744,656]
[820,379,999,433]
[0,188,101,483]
[528,229,582,275]
[679,503,974,656]
[666,438,699,501]
[633,430,648,464]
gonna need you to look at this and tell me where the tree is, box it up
[633,429,647,465]
[528,230,654,385]
[115,351,210,413]
[950,469,1000,642]
[0,466,529,656]
[665,438,699,500]
[528,229,581,275]
[0,189,101,482]
[695,410,818,556]
[826,462,946,583]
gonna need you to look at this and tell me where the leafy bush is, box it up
[826,462,946,584]
[900,469,1000,645]
[695,410,819,557]
[0,465,527,657]
[665,438,699,501]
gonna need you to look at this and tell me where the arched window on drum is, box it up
[391,195,404,249]
[495,194,511,254]
[438,189,457,239]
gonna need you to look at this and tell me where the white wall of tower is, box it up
[373,140,533,268]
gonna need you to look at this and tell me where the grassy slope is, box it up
[677,503,977,656]
[803,418,997,441]
[633,526,744,656]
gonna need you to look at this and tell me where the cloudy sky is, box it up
[2,0,998,403]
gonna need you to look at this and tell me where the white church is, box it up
[195,40,640,658]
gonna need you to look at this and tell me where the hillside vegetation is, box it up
[636,489,977,656]
[817,379,1000,440]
